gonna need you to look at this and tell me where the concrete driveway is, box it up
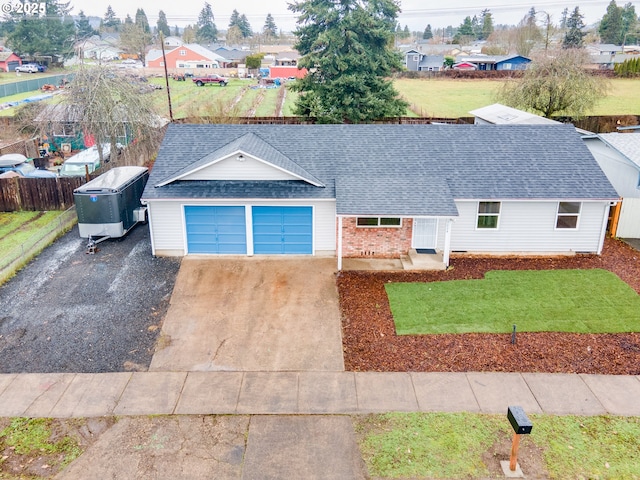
[149,258,344,372]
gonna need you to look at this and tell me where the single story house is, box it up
[142,124,618,269]
[404,50,444,72]
[0,49,21,72]
[146,44,224,70]
[583,132,640,238]
[455,55,531,71]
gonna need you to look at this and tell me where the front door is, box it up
[412,218,437,249]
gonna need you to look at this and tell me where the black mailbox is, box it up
[507,406,533,434]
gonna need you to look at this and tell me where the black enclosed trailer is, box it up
[74,166,149,246]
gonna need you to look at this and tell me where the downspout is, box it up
[443,218,452,268]
[337,215,343,271]
[597,201,616,255]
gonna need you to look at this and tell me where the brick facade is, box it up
[339,217,413,258]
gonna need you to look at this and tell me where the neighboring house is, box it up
[213,47,248,67]
[142,124,618,270]
[33,104,134,152]
[583,133,640,238]
[0,49,21,72]
[146,44,224,69]
[74,36,122,62]
[469,103,561,125]
[163,36,184,48]
[412,42,462,56]
[455,55,531,71]
[274,51,300,66]
[586,44,623,56]
[587,53,640,70]
[404,50,444,71]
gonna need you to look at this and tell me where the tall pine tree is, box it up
[76,10,96,40]
[423,24,433,40]
[263,13,277,38]
[563,7,586,48]
[599,0,624,44]
[196,2,217,43]
[289,0,408,122]
[157,10,171,38]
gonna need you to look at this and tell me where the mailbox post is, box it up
[507,406,533,472]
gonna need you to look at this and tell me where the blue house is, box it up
[456,54,531,71]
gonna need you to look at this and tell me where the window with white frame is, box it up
[556,202,581,229]
[179,49,187,56]
[477,202,500,228]
[356,217,402,227]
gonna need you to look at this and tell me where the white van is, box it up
[58,144,116,177]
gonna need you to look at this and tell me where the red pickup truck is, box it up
[192,74,228,87]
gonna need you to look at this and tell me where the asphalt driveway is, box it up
[0,225,181,373]
[149,257,345,372]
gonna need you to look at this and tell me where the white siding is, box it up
[450,200,609,253]
[585,140,640,198]
[148,199,336,256]
[182,155,299,181]
[617,198,640,238]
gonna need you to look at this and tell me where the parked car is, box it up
[37,64,47,72]
[192,74,228,86]
[0,153,56,178]
[15,64,39,73]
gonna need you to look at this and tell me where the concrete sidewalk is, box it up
[1,371,639,418]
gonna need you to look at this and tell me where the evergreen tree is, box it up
[481,9,494,40]
[263,13,278,38]
[229,9,240,28]
[135,8,150,34]
[157,10,171,38]
[402,25,410,38]
[196,2,217,43]
[563,7,586,48]
[238,14,252,37]
[471,15,482,39]
[599,0,624,44]
[6,0,75,58]
[560,8,569,30]
[621,3,639,44]
[289,0,408,123]
[174,25,180,37]
[124,14,133,25]
[453,16,474,43]
[102,5,120,32]
[76,10,96,40]
[423,24,433,40]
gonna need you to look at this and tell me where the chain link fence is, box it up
[0,208,77,285]
[0,73,74,98]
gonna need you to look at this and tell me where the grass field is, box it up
[385,269,640,334]
[393,78,640,118]
[357,413,640,479]
[0,211,66,265]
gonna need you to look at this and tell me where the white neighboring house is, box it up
[583,133,640,238]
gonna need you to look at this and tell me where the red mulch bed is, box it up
[338,237,640,375]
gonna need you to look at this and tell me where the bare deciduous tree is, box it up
[61,66,164,165]
[498,49,608,118]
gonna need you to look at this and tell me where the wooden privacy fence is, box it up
[0,176,94,211]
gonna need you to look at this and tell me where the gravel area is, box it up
[0,225,181,373]
[339,237,640,375]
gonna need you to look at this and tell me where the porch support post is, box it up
[337,215,343,271]
[443,218,452,267]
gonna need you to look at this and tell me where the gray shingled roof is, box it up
[156,132,324,187]
[143,124,618,216]
[336,176,457,216]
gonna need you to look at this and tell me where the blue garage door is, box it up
[252,206,313,254]
[185,206,246,254]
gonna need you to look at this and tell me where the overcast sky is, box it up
[77,0,636,33]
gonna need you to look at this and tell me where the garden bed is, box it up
[339,237,640,374]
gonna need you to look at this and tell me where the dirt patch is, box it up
[339,237,640,374]
[481,435,549,480]
[0,417,114,479]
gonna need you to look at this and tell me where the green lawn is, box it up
[393,78,640,118]
[357,413,640,479]
[386,269,640,334]
[0,211,66,265]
